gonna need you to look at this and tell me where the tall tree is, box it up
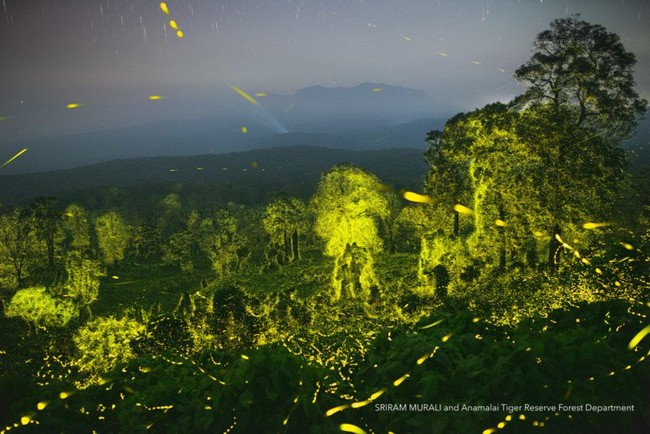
[64,251,105,318]
[0,208,37,290]
[95,211,131,266]
[200,209,247,279]
[423,127,472,238]
[514,15,646,142]
[262,194,307,265]
[513,15,647,270]
[59,204,92,255]
[310,164,389,301]
[30,197,61,268]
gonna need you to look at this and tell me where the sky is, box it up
[0,0,648,143]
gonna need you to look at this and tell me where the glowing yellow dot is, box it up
[393,373,410,387]
[36,401,48,410]
[620,242,634,250]
[628,325,650,349]
[519,414,526,420]
[176,30,184,38]
[442,333,453,342]
[59,391,73,400]
[351,400,371,408]
[339,424,366,434]
[255,92,267,97]
[240,354,249,360]
[148,95,163,100]
[583,222,612,230]
[160,2,169,15]
[66,103,82,109]
[241,126,248,134]
[20,416,30,425]
[325,404,349,417]
[251,161,258,168]
[497,422,506,428]
[453,204,473,215]
[169,20,178,30]
[369,388,386,401]
[482,429,498,434]
[595,268,603,275]
[505,415,512,421]
[372,87,383,92]
[403,191,434,204]
[111,275,119,280]
[495,219,508,227]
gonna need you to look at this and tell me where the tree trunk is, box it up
[283,231,292,262]
[292,230,300,260]
[548,225,562,272]
[498,206,506,271]
[47,238,55,268]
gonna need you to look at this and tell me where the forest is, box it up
[1,16,649,434]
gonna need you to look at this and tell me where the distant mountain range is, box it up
[0,83,448,174]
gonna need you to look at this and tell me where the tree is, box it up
[513,15,647,270]
[73,316,144,383]
[310,164,389,301]
[200,209,247,278]
[59,204,92,255]
[64,251,105,318]
[95,210,131,266]
[514,15,646,143]
[29,197,61,268]
[424,128,473,238]
[0,208,38,289]
[162,230,195,272]
[5,286,77,334]
[262,194,307,265]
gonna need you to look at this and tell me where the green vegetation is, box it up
[0,16,649,433]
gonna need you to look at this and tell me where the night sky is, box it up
[0,0,648,144]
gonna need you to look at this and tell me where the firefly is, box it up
[403,191,434,204]
[232,86,259,106]
[1,147,28,168]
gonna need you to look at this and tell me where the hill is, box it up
[0,146,429,207]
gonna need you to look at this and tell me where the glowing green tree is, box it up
[310,164,389,301]
[95,210,131,266]
[424,128,472,238]
[59,203,92,254]
[263,194,307,265]
[200,209,247,279]
[162,230,194,272]
[5,286,77,334]
[0,207,37,289]
[30,197,61,268]
[64,251,105,318]
[73,316,145,383]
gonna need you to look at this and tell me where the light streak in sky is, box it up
[0,148,28,168]
[231,86,260,106]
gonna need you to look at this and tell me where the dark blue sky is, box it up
[0,0,648,143]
